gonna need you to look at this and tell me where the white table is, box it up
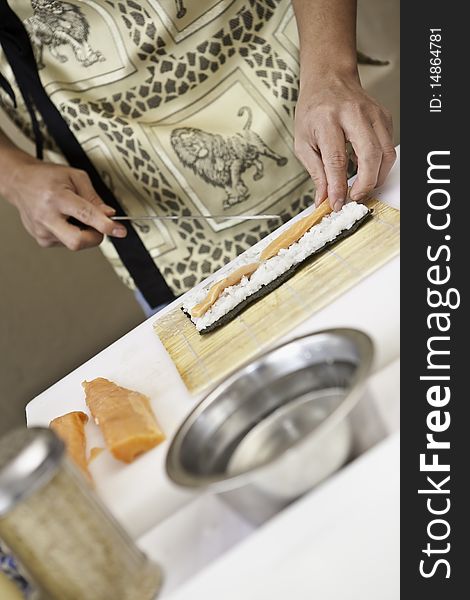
[160,433,400,600]
[26,151,400,598]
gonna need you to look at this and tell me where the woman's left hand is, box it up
[294,73,396,211]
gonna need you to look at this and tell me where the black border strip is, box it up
[401,3,467,595]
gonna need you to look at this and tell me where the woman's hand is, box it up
[294,73,396,211]
[2,155,126,250]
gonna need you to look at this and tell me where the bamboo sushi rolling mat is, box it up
[154,198,399,393]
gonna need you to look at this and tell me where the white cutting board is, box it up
[26,153,400,539]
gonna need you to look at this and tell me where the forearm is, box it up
[0,127,36,201]
[292,0,358,85]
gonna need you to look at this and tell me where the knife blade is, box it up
[111,214,282,222]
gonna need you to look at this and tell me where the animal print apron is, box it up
[0,0,388,296]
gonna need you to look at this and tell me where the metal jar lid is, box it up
[0,427,65,517]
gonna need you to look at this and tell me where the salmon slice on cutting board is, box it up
[88,447,104,463]
[83,378,165,463]
[50,411,92,482]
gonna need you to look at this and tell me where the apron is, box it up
[0,0,175,308]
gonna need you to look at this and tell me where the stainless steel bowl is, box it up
[166,329,374,523]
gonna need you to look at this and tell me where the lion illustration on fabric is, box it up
[24,0,105,69]
[171,107,288,208]
[175,0,187,19]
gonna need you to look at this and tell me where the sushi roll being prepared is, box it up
[182,200,372,334]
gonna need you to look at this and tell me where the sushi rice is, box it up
[183,202,369,332]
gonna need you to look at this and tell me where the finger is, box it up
[69,169,115,214]
[59,191,126,238]
[37,235,63,248]
[346,122,382,202]
[34,226,62,248]
[295,141,328,206]
[48,218,104,251]
[18,213,60,247]
[316,126,349,211]
[101,205,117,217]
[381,107,394,137]
[90,202,117,218]
[372,119,396,187]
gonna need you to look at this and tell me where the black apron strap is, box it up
[0,0,174,307]
[0,70,16,106]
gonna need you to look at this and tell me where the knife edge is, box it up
[111,214,282,221]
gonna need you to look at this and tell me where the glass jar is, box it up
[0,427,162,600]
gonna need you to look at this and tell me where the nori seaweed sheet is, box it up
[183,210,373,334]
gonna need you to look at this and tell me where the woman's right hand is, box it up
[2,155,127,250]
